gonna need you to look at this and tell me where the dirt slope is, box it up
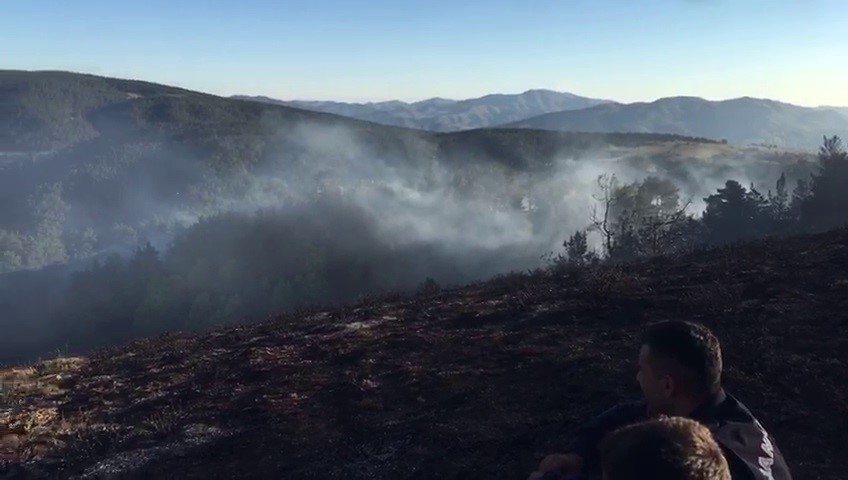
[2,229,848,479]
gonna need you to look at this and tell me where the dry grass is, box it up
[1,356,87,462]
[1,356,85,399]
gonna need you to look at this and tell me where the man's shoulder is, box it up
[575,400,648,436]
[711,392,793,480]
[709,391,777,452]
[692,390,759,427]
[604,399,647,414]
[565,399,649,473]
[595,400,648,423]
[571,399,647,440]
[722,391,756,413]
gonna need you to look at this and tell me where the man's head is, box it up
[636,320,723,416]
[600,416,731,480]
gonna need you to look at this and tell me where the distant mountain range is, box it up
[503,96,848,150]
[231,90,611,132]
[236,91,848,150]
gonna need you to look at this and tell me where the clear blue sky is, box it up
[3,0,847,105]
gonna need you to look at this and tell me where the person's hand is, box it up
[538,453,583,474]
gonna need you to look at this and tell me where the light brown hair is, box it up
[600,416,731,480]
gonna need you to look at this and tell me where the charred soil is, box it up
[2,229,848,479]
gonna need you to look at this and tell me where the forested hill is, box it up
[0,69,426,152]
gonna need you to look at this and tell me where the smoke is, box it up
[0,117,817,363]
[196,123,581,267]
[157,121,815,268]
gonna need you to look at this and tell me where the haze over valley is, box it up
[0,70,826,362]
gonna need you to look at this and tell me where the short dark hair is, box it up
[641,320,723,397]
[600,416,731,480]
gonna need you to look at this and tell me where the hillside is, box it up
[503,96,848,150]
[2,228,847,479]
[0,70,434,232]
[233,89,610,132]
[0,70,822,368]
[0,70,428,152]
[0,70,191,152]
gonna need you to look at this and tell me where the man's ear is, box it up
[660,374,675,397]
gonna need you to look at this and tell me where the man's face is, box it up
[636,344,673,415]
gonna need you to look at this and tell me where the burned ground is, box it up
[2,228,848,479]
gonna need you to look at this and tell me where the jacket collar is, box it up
[688,388,728,423]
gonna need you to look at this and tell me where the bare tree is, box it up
[589,173,620,257]
[590,174,695,259]
[636,198,693,257]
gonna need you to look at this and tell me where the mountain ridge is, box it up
[235,89,848,149]
[232,89,611,132]
[501,95,848,149]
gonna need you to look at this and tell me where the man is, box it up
[530,320,792,480]
[599,416,731,480]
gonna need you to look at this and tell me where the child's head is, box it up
[600,416,730,480]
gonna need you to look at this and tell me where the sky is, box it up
[3,0,847,106]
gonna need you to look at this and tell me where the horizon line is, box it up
[6,68,847,110]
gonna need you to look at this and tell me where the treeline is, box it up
[556,135,848,265]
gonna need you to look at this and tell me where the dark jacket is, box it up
[565,390,792,480]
